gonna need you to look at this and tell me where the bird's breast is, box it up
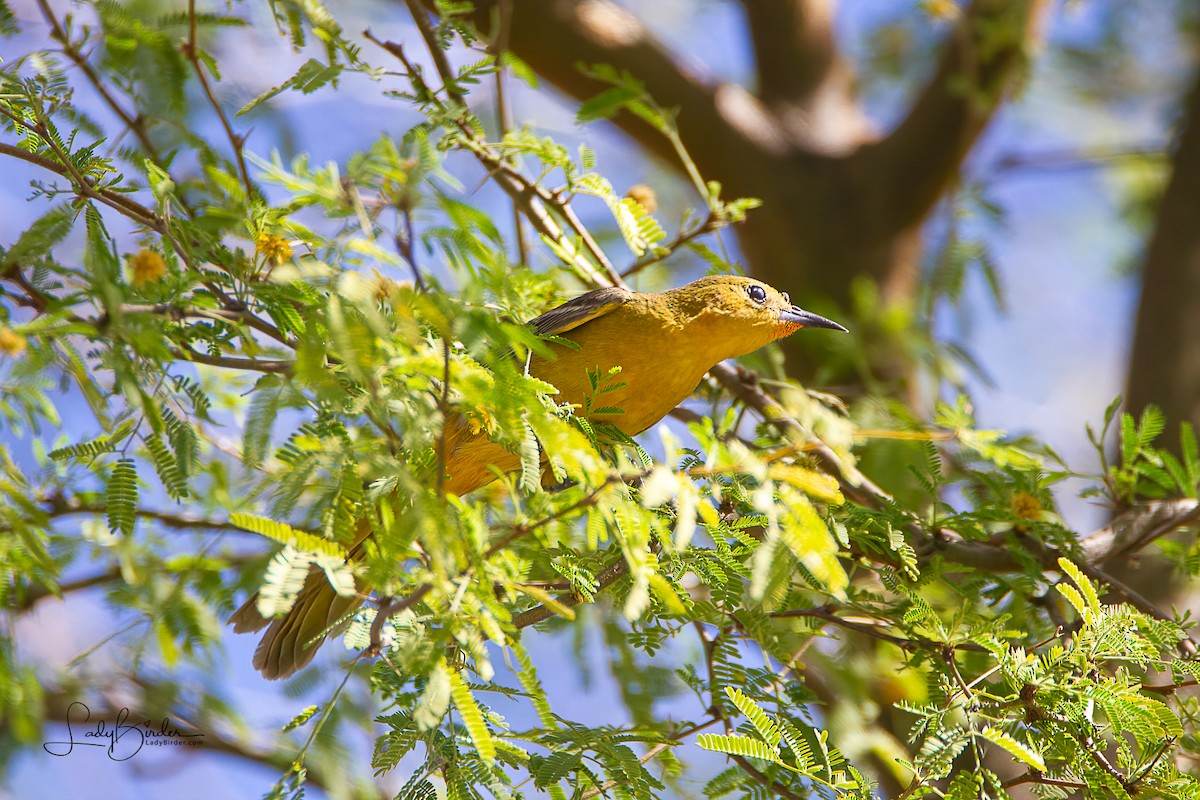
[530,315,712,436]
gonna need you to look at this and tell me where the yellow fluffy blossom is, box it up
[625,183,658,214]
[922,0,960,20]
[0,326,27,358]
[256,233,293,266]
[372,268,398,302]
[129,249,167,287]
[1010,490,1044,528]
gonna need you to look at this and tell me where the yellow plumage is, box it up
[230,274,845,678]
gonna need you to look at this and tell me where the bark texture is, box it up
[1127,72,1200,441]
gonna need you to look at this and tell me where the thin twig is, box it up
[368,584,432,653]
[621,210,720,279]
[0,135,162,231]
[576,718,720,800]
[435,338,452,496]
[402,0,466,108]
[35,0,161,161]
[484,475,624,559]
[397,204,426,291]
[1,265,50,313]
[769,606,917,650]
[365,26,627,289]
[989,144,1164,176]
[510,548,632,629]
[1,497,259,537]
[1127,737,1176,790]
[168,344,292,374]
[1143,678,1199,695]
[489,0,529,266]
[118,303,297,348]
[184,0,255,199]
[1000,773,1087,791]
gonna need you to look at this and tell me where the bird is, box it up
[230,274,846,678]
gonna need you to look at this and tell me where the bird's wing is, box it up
[530,286,633,335]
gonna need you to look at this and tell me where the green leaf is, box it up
[1057,557,1100,622]
[105,458,138,536]
[255,544,312,618]
[282,705,319,732]
[146,434,188,500]
[1138,405,1166,450]
[511,640,558,729]
[575,86,641,124]
[1121,412,1138,465]
[449,669,495,764]
[500,50,537,87]
[723,686,780,749]
[3,204,76,268]
[696,733,789,769]
[1182,422,1200,492]
[414,659,452,731]
[49,430,123,462]
[0,0,17,35]
[237,58,343,116]
[776,716,815,772]
[519,419,541,494]
[161,406,198,481]
[242,376,283,469]
[979,727,1044,771]
[230,513,346,559]
[914,727,971,780]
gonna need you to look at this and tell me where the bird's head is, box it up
[664,275,846,361]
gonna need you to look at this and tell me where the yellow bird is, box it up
[231,274,845,678]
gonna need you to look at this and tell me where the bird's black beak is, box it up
[779,306,848,332]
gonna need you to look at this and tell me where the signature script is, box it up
[42,701,204,761]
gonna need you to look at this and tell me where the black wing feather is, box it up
[530,287,633,336]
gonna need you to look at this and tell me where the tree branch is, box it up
[434,0,746,175]
[0,495,262,538]
[365,30,626,287]
[621,209,720,279]
[184,0,255,200]
[742,0,841,105]
[510,544,633,628]
[863,0,1050,233]
[168,344,292,374]
[18,567,122,611]
[739,0,870,152]
[0,139,162,232]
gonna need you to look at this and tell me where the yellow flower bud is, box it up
[625,183,658,214]
[129,249,167,287]
[0,326,27,357]
[1010,491,1044,527]
[922,0,960,20]
[256,233,293,266]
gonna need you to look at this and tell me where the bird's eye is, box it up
[781,292,790,305]
[747,285,767,304]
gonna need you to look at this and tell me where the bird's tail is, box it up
[229,424,505,680]
[229,564,365,680]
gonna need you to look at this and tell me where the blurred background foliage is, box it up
[4,1,1200,799]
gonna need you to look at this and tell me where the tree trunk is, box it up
[1127,70,1200,445]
